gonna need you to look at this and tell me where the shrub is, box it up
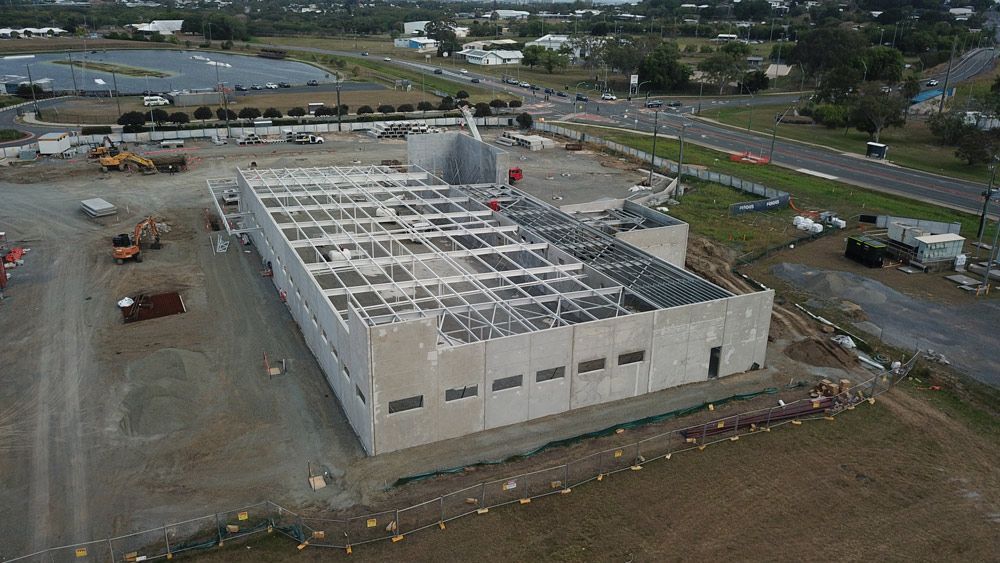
[287,107,306,117]
[167,111,189,124]
[516,112,533,129]
[263,107,282,118]
[314,106,336,116]
[417,101,434,112]
[438,96,455,111]
[397,103,414,112]
[508,100,522,108]
[193,106,213,120]
[377,104,396,113]
[357,105,374,114]
[455,90,470,99]
[489,99,508,109]
[216,107,237,121]
[238,107,262,120]
[474,102,492,117]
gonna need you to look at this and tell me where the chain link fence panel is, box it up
[345,510,397,546]
[42,540,110,563]
[111,526,171,562]
[396,498,442,536]
[566,451,603,487]
[300,517,347,548]
[441,483,485,522]
[162,514,219,558]
[217,502,273,543]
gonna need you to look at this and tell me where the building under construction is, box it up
[208,134,773,455]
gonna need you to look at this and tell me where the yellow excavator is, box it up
[112,216,162,264]
[99,151,156,173]
[88,136,119,159]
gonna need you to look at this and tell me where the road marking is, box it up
[795,168,838,180]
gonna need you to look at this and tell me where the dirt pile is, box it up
[118,348,213,437]
[783,337,857,370]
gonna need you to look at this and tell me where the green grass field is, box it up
[559,123,996,243]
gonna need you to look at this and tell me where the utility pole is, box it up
[25,65,39,116]
[976,160,999,257]
[939,35,958,114]
[111,71,121,116]
[981,214,1000,295]
[336,82,342,132]
[648,110,659,186]
[67,52,78,94]
[677,123,687,195]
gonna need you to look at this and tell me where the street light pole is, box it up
[975,160,998,257]
[648,109,659,186]
[678,123,688,195]
[111,71,121,116]
[25,64,39,116]
[336,82,342,132]
[981,213,1000,294]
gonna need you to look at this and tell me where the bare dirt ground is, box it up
[2,135,994,561]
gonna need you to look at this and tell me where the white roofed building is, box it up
[459,49,524,66]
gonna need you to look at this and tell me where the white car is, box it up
[519,81,530,87]
[601,92,617,101]
[926,79,939,87]
[383,57,392,61]
[460,68,468,74]
[265,82,279,89]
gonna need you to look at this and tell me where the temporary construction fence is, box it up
[7,355,918,562]
[534,122,791,206]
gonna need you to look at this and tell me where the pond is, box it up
[0,49,334,93]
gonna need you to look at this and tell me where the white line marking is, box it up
[795,168,838,180]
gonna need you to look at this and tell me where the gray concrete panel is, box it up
[484,334,531,429]
[527,326,573,419]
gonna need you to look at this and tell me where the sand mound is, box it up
[119,348,211,437]
[783,338,856,370]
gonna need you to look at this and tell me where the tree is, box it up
[815,65,861,104]
[193,106,213,120]
[699,50,747,94]
[522,45,546,68]
[314,106,336,116]
[862,46,905,83]
[473,102,492,117]
[928,111,974,146]
[509,100,522,108]
[14,84,44,99]
[900,75,921,101]
[417,101,434,112]
[740,70,770,94]
[638,43,691,91]
[515,112,533,129]
[263,107,282,118]
[489,99,508,111]
[149,108,169,124]
[425,20,460,57]
[117,111,146,129]
[287,107,306,117]
[167,111,189,125]
[790,27,866,79]
[357,105,374,114]
[455,90,470,99]
[851,87,907,142]
[539,50,569,74]
[216,107,236,121]
[238,107,261,120]
[397,103,414,112]
[955,129,995,165]
[377,104,395,114]
[438,97,455,110]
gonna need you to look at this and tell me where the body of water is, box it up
[0,49,333,93]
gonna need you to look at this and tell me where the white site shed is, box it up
[914,233,965,263]
[37,132,72,156]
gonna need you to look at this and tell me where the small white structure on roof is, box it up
[460,49,523,66]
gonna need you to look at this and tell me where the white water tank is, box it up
[810,223,824,234]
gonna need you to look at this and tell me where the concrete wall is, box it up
[616,224,689,268]
[408,132,510,185]
[236,171,376,454]
[367,290,774,455]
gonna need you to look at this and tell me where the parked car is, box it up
[879,85,892,93]
[601,92,616,100]
[265,82,279,89]
[926,79,939,86]
[250,84,263,90]
[306,79,319,86]
[433,68,443,74]
[460,68,468,74]
[544,87,554,94]
[575,93,589,101]
[645,100,664,108]
[278,81,291,88]
[361,52,369,56]
[519,81,530,87]
[506,78,519,85]
[383,57,392,61]
[234,84,247,91]
[471,78,481,83]
[556,91,568,97]
[667,100,682,107]
[530,84,540,91]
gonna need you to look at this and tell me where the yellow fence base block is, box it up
[615,428,625,434]
[847,405,855,410]
[824,416,836,421]
[730,435,739,441]
[791,420,802,426]
[438,522,446,530]
[346,545,352,555]
[868,397,876,405]
[708,403,715,411]
[267,526,273,534]
[391,535,404,543]
[217,541,224,548]
[167,554,173,560]
[519,498,531,505]
[476,508,489,515]
[763,427,771,432]
[75,548,88,558]
[630,465,643,471]
[561,488,572,494]
[297,541,309,550]
[597,474,604,482]
[665,453,672,460]
[698,445,706,451]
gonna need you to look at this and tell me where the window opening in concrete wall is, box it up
[536,366,565,382]
[578,358,606,373]
[445,385,479,401]
[492,374,523,392]
[389,395,424,413]
[709,346,721,379]
[618,351,645,365]
[356,385,366,404]
[343,365,350,381]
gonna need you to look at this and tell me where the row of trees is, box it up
[115,98,524,128]
[803,85,910,143]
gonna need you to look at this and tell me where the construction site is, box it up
[0,119,997,562]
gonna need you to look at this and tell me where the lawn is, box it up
[698,102,993,183]
[558,123,996,242]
